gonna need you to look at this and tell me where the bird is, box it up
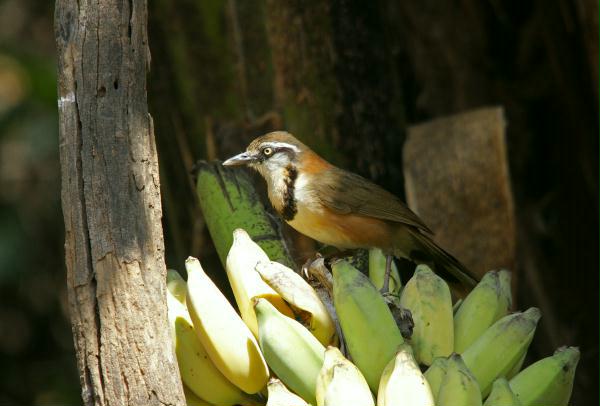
[222,131,477,291]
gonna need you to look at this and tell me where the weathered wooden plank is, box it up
[403,107,516,278]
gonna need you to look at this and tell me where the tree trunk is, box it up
[55,0,185,405]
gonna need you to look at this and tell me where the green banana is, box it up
[255,298,325,405]
[423,357,448,402]
[377,343,435,406]
[483,378,521,406]
[331,260,404,391]
[454,270,512,353]
[256,260,336,346]
[437,354,482,406]
[506,352,526,379]
[462,308,541,397]
[316,346,374,406]
[368,248,402,294]
[185,257,269,394]
[509,346,579,406]
[266,378,310,406]
[399,265,453,365]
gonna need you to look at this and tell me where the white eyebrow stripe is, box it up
[264,142,300,152]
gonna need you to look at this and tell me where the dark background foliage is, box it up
[0,0,597,405]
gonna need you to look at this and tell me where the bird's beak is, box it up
[222,151,257,166]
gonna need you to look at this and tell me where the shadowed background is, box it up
[0,0,597,405]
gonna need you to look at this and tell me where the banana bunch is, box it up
[165,228,579,406]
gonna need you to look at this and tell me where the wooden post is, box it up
[55,0,185,405]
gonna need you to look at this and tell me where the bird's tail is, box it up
[399,230,478,294]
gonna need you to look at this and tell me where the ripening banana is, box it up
[462,307,541,397]
[226,229,295,338]
[483,378,521,406]
[167,269,187,303]
[316,346,374,406]
[454,270,512,353]
[509,346,579,406]
[423,357,448,402]
[266,378,310,406]
[437,354,482,406]
[377,343,435,406]
[166,284,256,405]
[331,259,404,391]
[255,260,336,346]
[368,248,402,294]
[185,257,269,394]
[399,265,454,366]
[254,298,325,405]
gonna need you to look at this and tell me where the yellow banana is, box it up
[167,286,256,405]
[255,298,325,405]
[509,346,579,406]
[368,248,401,294]
[331,259,404,392]
[399,265,453,365]
[377,343,434,406]
[454,270,512,353]
[256,260,336,346]
[226,229,295,338]
[185,257,269,394]
[183,385,214,406]
[462,308,541,397]
[266,378,309,406]
[437,354,482,406]
[316,346,374,406]
[483,378,521,406]
[423,357,448,402]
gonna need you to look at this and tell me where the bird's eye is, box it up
[262,147,273,156]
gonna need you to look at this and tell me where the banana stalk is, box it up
[437,354,482,406]
[368,248,402,294]
[399,265,454,365]
[266,378,310,406]
[316,346,374,406]
[256,259,336,346]
[226,229,295,338]
[255,298,325,405]
[167,282,255,405]
[331,259,404,391]
[377,343,435,406]
[462,307,541,397]
[509,346,579,406]
[454,270,512,353]
[483,378,521,406]
[185,257,269,394]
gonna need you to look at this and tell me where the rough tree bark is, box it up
[55,0,185,405]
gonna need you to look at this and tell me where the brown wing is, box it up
[311,166,433,234]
